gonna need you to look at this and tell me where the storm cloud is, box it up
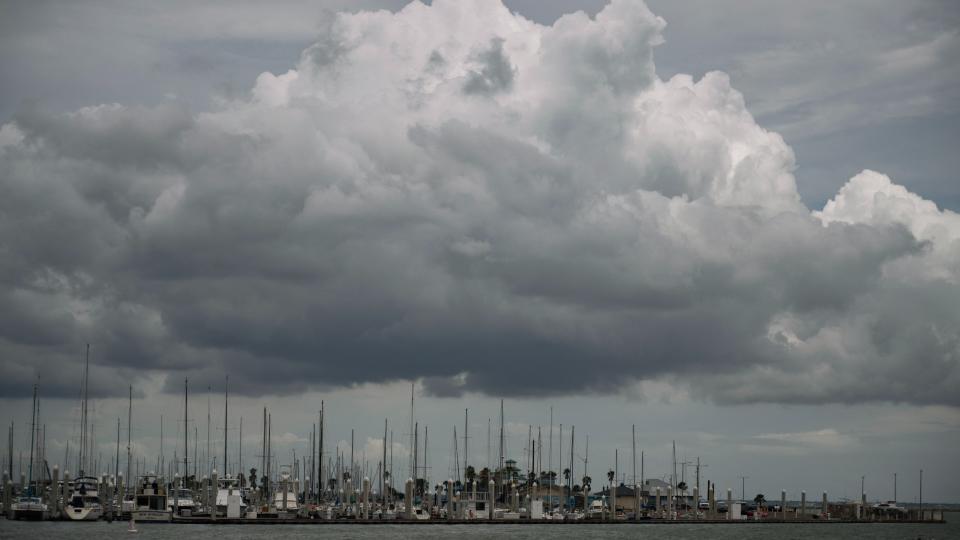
[1,0,957,405]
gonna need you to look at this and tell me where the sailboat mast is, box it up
[261,408,267,487]
[239,417,242,486]
[548,406,553,512]
[115,416,120,486]
[463,409,468,477]
[80,344,89,476]
[408,383,415,481]
[382,418,387,501]
[7,423,13,484]
[267,413,271,492]
[223,375,228,477]
[126,385,132,493]
[498,400,504,472]
[184,378,188,483]
[206,387,211,478]
[27,384,37,495]
[318,402,324,503]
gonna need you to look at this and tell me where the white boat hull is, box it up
[65,505,102,521]
[132,509,172,522]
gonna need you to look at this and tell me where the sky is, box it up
[0,0,958,503]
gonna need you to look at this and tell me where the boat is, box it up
[131,474,171,522]
[66,346,101,521]
[587,498,605,519]
[167,486,197,517]
[13,385,49,520]
[65,476,103,521]
[271,470,298,516]
[11,496,49,520]
[873,501,907,514]
[411,506,431,520]
[215,474,247,518]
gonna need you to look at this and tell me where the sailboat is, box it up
[11,385,49,520]
[65,344,103,521]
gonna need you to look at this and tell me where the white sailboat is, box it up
[12,385,49,520]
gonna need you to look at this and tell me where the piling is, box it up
[693,486,699,519]
[362,477,370,520]
[781,489,786,521]
[726,488,732,521]
[708,485,715,518]
[655,486,661,516]
[667,486,673,519]
[446,479,453,520]
[861,491,866,521]
[63,470,71,515]
[105,481,114,520]
[211,470,219,521]
[116,473,123,519]
[610,483,616,521]
[2,471,8,517]
[800,490,806,519]
[50,465,60,516]
[3,475,11,518]
[488,480,495,519]
[822,491,828,518]
[20,472,26,495]
[405,479,413,519]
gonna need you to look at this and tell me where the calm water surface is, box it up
[1,520,956,540]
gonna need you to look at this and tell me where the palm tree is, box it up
[465,465,476,485]
[754,493,766,510]
[607,470,615,485]
[582,475,592,492]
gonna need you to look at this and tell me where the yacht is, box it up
[167,486,197,517]
[132,474,171,522]
[65,476,103,521]
[11,496,49,520]
[217,474,247,518]
[587,498,605,519]
[271,470,299,516]
[873,501,907,514]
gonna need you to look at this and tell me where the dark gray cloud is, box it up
[0,0,957,406]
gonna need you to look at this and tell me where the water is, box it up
[1,520,956,540]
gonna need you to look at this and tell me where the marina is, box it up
[0,376,950,528]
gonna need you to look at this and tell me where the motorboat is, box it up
[271,470,298,516]
[11,496,49,520]
[167,487,197,516]
[65,476,103,521]
[132,474,171,522]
